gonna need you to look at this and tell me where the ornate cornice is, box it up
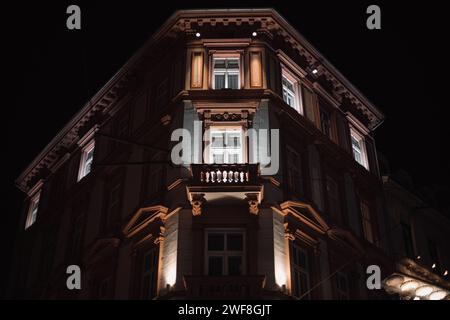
[16,8,384,193]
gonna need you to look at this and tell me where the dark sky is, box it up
[3,1,449,294]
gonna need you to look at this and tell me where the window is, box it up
[213,58,240,89]
[291,244,311,299]
[350,129,369,169]
[326,175,341,219]
[360,200,374,244]
[205,230,245,276]
[320,107,332,139]
[25,192,40,229]
[141,248,158,299]
[401,222,415,258]
[78,141,95,181]
[282,77,296,109]
[286,147,303,196]
[209,127,243,164]
[117,113,129,138]
[335,272,349,300]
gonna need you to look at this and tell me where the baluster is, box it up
[217,169,222,183]
[223,170,227,183]
[246,171,249,182]
[239,171,244,182]
[205,171,210,183]
[234,171,239,182]
[211,170,216,183]
[229,171,233,183]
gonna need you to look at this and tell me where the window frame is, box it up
[206,125,246,164]
[204,228,246,276]
[350,128,369,170]
[212,56,241,90]
[290,243,311,299]
[77,140,95,181]
[286,146,303,197]
[281,68,303,114]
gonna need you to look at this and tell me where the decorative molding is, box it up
[190,193,206,216]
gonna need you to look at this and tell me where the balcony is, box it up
[183,275,266,299]
[187,164,263,215]
[191,163,259,185]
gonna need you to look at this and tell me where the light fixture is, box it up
[195,32,201,38]
[311,68,318,74]
[432,263,436,269]
[416,255,421,260]
[252,31,257,37]
[428,290,448,300]
[444,270,448,276]
[385,275,404,287]
[413,297,420,300]
[415,285,434,297]
[400,280,419,292]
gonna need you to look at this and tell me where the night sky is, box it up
[3,1,449,295]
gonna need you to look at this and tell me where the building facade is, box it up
[9,9,449,300]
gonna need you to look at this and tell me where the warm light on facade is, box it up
[384,273,449,300]
[165,262,177,287]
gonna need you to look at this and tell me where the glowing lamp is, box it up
[428,290,448,300]
[415,285,434,297]
[312,69,318,74]
[252,32,257,37]
[195,32,201,38]
[432,263,436,269]
[400,280,419,292]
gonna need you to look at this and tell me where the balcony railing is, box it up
[191,164,259,186]
[183,275,266,299]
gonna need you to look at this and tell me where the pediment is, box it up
[123,205,168,238]
[278,201,329,234]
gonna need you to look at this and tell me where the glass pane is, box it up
[227,153,239,164]
[282,77,294,92]
[293,270,300,297]
[228,256,243,275]
[211,133,224,148]
[215,74,225,89]
[227,233,243,251]
[208,256,223,276]
[228,74,239,89]
[226,133,241,148]
[212,153,224,164]
[208,233,224,251]
[227,59,239,69]
[214,59,226,68]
